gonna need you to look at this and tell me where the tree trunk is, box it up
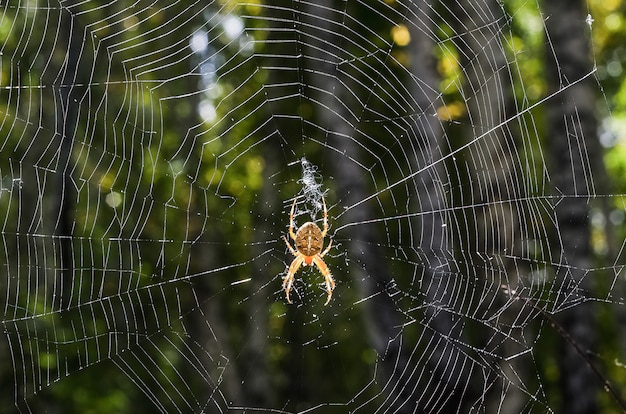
[243,143,279,407]
[405,3,477,411]
[302,0,412,411]
[543,1,598,412]
[449,0,528,410]
[55,10,80,312]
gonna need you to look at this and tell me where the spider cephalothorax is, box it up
[283,197,335,305]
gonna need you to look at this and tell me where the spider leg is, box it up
[283,255,304,304]
[319,238,332,258]
[289,198,297,241]
[320,196,328,238]
[283,235,298,256]
[312,255,335,305]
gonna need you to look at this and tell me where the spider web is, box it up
[1,0,624,413]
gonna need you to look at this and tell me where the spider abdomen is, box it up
[295,222,323,257]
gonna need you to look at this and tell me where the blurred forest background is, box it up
[2,0,626,413]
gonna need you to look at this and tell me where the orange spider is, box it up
[283,196,335,305]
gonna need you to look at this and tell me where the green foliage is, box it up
[2,0,626,412]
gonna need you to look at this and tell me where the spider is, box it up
[283,196,335,305]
